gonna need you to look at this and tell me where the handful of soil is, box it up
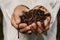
[20,6,51,34]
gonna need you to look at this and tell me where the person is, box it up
[0,0,60,40]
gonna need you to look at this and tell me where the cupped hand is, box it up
[11,5,33,34]
[32,5,51,34]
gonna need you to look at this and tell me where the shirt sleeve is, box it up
[0,0,3,8]
[49,0,60,28]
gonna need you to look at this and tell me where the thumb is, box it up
[13,8,23,24]
[14,15,21,24]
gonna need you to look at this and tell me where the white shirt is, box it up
[0,0,60,40]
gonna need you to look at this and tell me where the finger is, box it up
[19,25,31,33]
[27,30,32,34]
[14,5,29,15]
[37,21,44,34]
[33,5,41,10]
[44,17,51,27]
[13,11,21,24]
[37,21,44,30]
[14,5,25,16]
[13,6,24,24]
[16,5,29,12]
[45,26,49,31]
[44,17,50,30]
[30,23,36,30]
[19,23,27,29]
[37,27,42,34]
[44,19,48,27]
[11,16,18,29]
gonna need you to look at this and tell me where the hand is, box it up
[18,23,33,34]
[32,5,51,34]
[37,17,51,34]
[11,5,32,34]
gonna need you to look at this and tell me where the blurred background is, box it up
[0,9,60,40]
